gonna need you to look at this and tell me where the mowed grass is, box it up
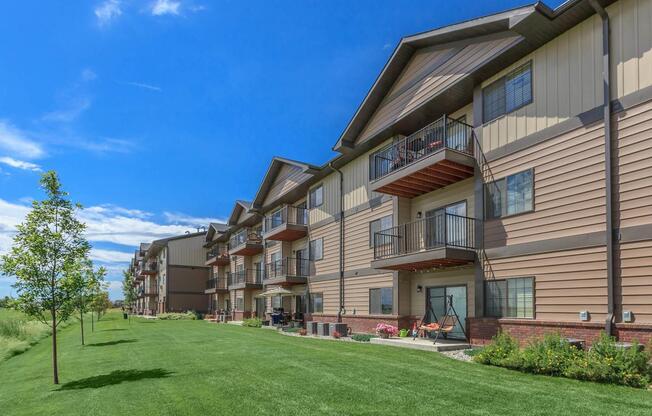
[0,312,650,416]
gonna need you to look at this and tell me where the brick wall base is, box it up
[233,311,252,321]
[468,318,652,347]
[304,314,419,333]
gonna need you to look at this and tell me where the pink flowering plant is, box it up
[375,323,399,338]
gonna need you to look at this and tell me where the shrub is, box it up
[375,323,398,338]
[242,318,262,328]
[299,328,307,336]
[475,331,652,389]
[352,333,375,342]
[284,327,300,333]
[332,330,342,339]
[158,312,196,320]
[474,332,519,366]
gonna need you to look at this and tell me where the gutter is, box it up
[589,0,614,336]
[328,162,345,323]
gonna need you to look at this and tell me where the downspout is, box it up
[329,162,345,323]
[589,0,614,336]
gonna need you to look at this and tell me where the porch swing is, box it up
[412,294,467,343]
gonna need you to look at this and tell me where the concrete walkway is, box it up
[370,336,470,352]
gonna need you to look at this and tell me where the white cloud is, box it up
[121,81,162,92]
[81,68,98,82]
[0,157,42,172]
[95,0,122,26]
[163,211,226,228]
[0,121,45,159]
[151,0,181,16]
[41,97,92,123]
[91,248,134,263]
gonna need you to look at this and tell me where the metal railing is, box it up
[207,275,229,290]
[230,269,263,286]
[369,115,474,181]
[264,257,312,280]
[229,228,263,249]
[206,244,228,261]
[264,205,308,232]
[373,213,478,260]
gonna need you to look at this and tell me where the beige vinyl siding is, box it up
[308,273,393,315]
[308,172,339,224]
[613,98,652,229]
[486,247,608,322]
[408,269,475,318]
[481,0,652,153]
[290,237,308,254]
[410,178,475,221]
[357,34,521,145]
[484,119,606,248]
[168,235,206,266]
[309,222,339,275]
[344,199,393,270]
[450,103,473,126]
[262,165,311,207]
[617,240,652,323]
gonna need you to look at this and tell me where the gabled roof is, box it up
[145,231,207,259]
[332,0,613,154]
[227,200,257,227]
[205,222,228,244]
[250,157,321,211]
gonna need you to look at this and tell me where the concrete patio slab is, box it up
[370,336,470,352]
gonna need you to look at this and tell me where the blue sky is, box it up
[0,0,565,299]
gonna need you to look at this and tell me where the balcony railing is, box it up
[264,257,312,280]
[230,269,263,286]
[264,206,307,232]
[369,115,474,182]
[206,245,228,260]
[373,213,477,260]
[206,277,228,290]
[229,228,263,249]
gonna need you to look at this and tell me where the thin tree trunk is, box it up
[52,308,59,385]
[91,312,94,332]
[80,307,85,346]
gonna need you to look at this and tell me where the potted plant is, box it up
[375,323,398,339]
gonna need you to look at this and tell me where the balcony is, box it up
[143,288,158,297]
[264,257,312,286]
[229,229,263,256]
[141,262,157,276]
[205,274,229,294]
[228,269,263,290]
[263,205,308,241]
[369,116,476,198]
[371,213,478,271]
[205,245,229,266]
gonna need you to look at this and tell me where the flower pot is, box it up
[379,332,390,339]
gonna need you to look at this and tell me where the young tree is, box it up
[121,269,137,312]
[90,291,111,321]
[0,171,90,384]
[70,259,106,345]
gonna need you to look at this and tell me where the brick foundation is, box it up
[468,318,652,347]
[233,311,252,321]
[305,314,419,334]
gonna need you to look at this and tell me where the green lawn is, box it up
[0,312,650,415]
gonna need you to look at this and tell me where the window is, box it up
[483,62,532,123]
[369,288,393,315]
[236,297,244,311]
[309,238,323,261]
[309,293,323,313]
[486,169,533,218]
[272,295,282,309]
[309,184,323,208]
[485,277,534,318]
[369,215,393,247]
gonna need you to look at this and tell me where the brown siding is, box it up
[486,247,608,322]
[308,273,393,316]
[484,120,606,248]
[616,240,652,324]
[262,164,311,207]
[343,200,393,270]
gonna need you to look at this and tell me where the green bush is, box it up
[352,333,375,342]
[474,332,519,366]
[242,318,262,328]
[157,312,196,320]
[284,327,300,333]
[474,331,652,389]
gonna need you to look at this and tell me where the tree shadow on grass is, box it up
[86,339,137,347]
[58,369,173,391]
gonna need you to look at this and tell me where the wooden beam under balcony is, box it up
[263,223,308,242]
[371,247,475,271]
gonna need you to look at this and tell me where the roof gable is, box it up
[251,157,320,211]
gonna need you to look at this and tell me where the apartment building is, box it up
[130,232,212,314]
[205,0,652,345]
